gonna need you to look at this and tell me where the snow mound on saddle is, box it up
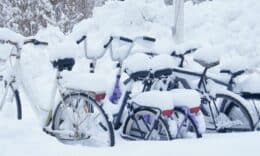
[124,53,151,74]
[150,54,177,71]
[49,40,83,60]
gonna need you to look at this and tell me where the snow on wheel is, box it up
[52,93,115,147]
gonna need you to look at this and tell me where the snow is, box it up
[150,54,178,71]
[0,28,25,44]
[49,39,82,60]
[193,44,221,65]
[0,107,259,156]
[0,0,260,155]
[83,32,109,59]
[132,89,201,110]
[123,53,151,74]
[62,71,109,93]
[238,73,260,93]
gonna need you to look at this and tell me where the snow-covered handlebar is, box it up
[0,38,48,46]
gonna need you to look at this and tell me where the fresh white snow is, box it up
[0,0,260,155]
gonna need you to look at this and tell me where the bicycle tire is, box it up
[216,93,254,132]
[14,90,22,120]
[122,107,171,140]
[172,107,202,138]
[52,93,115,147]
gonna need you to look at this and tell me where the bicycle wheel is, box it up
[52,93,115,147]
[215,93,254,132]
[122,107,171,140]
[0,86,22,120]
[170,107,201,138]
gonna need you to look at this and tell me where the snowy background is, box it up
[0,0,260,155]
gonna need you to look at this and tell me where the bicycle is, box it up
[144,48,254,132]
[77,35,171,140]
[212,68,260,130]
[77,35,203,140]
[0,38,114,147]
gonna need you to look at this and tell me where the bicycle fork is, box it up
[201,96,221,131]
[0,80,22,120]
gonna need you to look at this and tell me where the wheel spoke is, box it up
[52,93,114,146]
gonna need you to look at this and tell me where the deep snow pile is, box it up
[0,0,260,155]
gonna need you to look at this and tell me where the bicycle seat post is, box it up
[198,67,208,89]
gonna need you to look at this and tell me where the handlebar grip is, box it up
[123,78,131,85]
[220,70,231,74]
[184,48,197,55]
[144,52,158,57]
[171,51,179,57]
[104,36,113,48]
[234,70,245,77]
[76,35,87,44]
[24,39,48,46]
[119,36,133,43]
[142,36,156,42]
[34,40,48,45]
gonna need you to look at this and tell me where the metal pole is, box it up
[172,0,184,43]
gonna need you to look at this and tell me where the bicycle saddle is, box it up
[127,70,150,81]
[153,68,172,78]
[194,58,220,69]
[52,58,75,72]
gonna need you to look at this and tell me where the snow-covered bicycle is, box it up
[214,68,260,130]
[77,34,203,140]
[0,38,114,147]
[146,49,254,132]
[77,35,173,140]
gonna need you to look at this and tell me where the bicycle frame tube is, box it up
[0,82,10,111]
[113,79,134,130]
[10,52,61,126]
[172,68,221,128]
[0,52,20,111]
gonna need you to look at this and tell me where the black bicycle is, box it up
[212,69,260,130]
[77,35,174,140]
[144,49,254,132]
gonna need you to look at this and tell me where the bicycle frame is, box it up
[169,68,226,130]
[210,71,260,130]
[0,43,65,127]
[113,78,134,130]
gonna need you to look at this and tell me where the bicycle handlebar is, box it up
[171,48,198,67]
[220,69,245,78]
[220,70,231,74]
[143,52,158,57]
[119,36,133,43]
[184,48,197,55]
[103,36,133,49]
[171,48,197,57]
[0,38,48,46]
[142,36,156,42]
[0,40,18,46]
[24,39,48,46]
[76,35,87,44]
[104,36,114,48]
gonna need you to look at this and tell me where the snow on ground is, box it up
[0,100,260,156]
[0,0,260,155]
